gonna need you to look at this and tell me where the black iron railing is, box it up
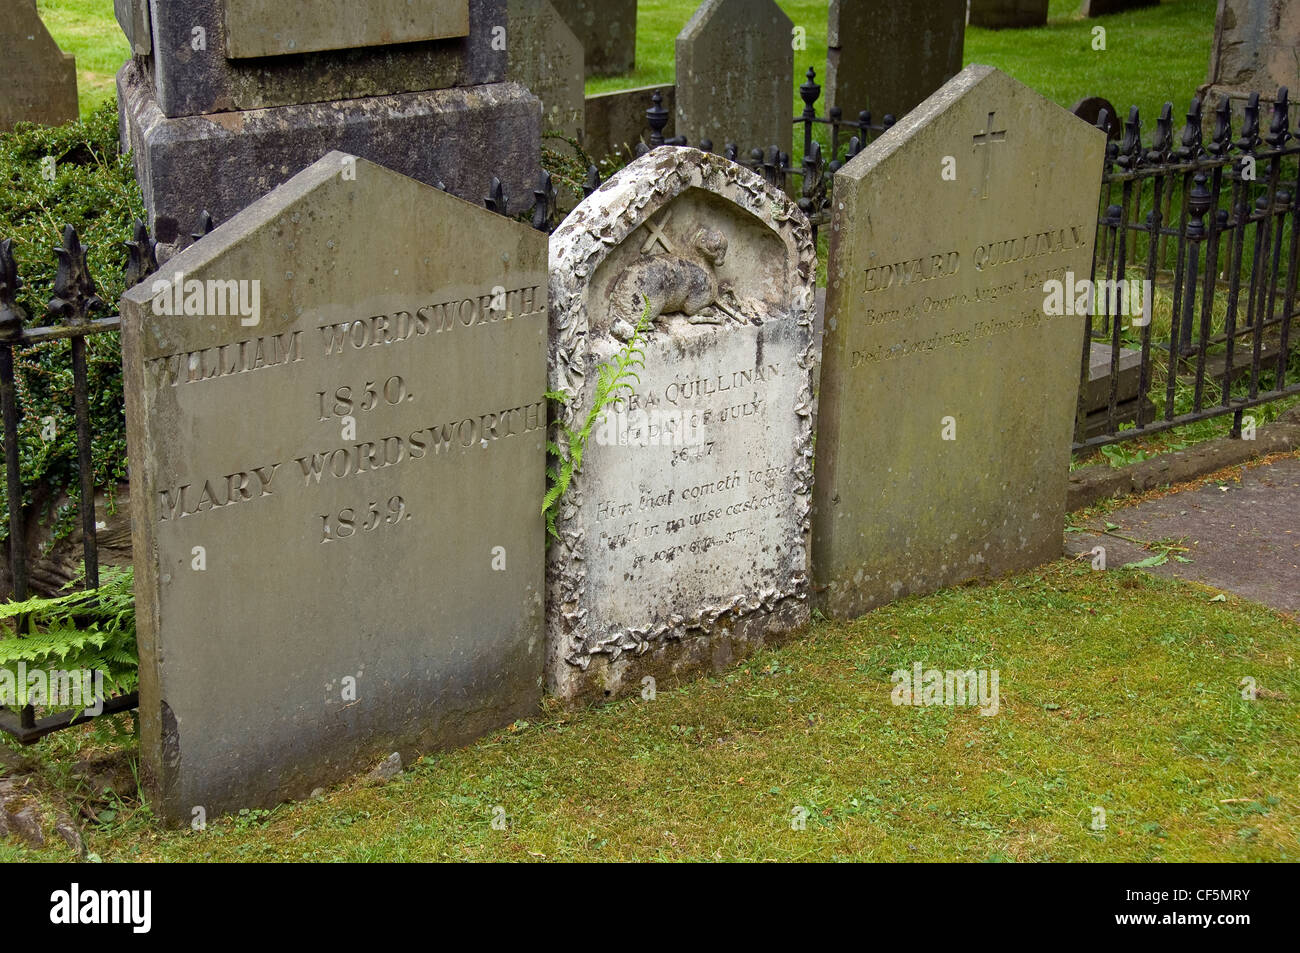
[633,67,898,241]
[0,180,565,744]
[1076,89,1300,450]
[0,226,144,742]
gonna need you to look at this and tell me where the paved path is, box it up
[1065,455,1300,614]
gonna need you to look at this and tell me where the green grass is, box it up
[37,0,129,119]
[589,0,1216,134]
[47,0,1217,130]
[5,552,1297,862]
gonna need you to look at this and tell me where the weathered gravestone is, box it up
[969,0,1048,29]
[551,0,636,77]
[0,0,79,132]
[1081,0,1158,16]
[812,65,1105,619]
[506,0,584,145]
[120,153,548,823]
[546,146,816,702]
[1203,0,1299,106]
[117,0,540,243]
[675,0,793,157]
[826,0,966,121]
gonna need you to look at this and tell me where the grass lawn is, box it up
[8,1,1295,864]
[4,525,1298,862]
[592,0,1216,131]
[51,0,1216,130]
[37,0,128,118]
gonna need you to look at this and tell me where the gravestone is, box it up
[812,65,1105,619]
[113,0,150,55]
[0,0,79,132]
[1203,0,1299,106]
[826,0,966,120]
[547,146,816,703]
[551,0,636,77]
[675,0,793,156]
[1082,0,1158,15]
[223,0,470,57]
[117,0,540,243]
[506,0,584,145]
[583,85,675,162]
[120,153,548,824]
[969,0,1048,28]
[1070,96,1121,140]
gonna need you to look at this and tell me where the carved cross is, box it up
[972,111,1008,200]
[640,209,675,255]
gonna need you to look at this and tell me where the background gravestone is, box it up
[117,0,541,243]
[1081,0,1158,15]
[826,0,966,121]
[1203,0,1299,106]
[675,0,793,157]
[969,0,1049,28]
[120,153,548,823]
[0,0,79,132]
[113,0,151,55]
[582,85,675,162]
[812,65,1105,619]
[551,0,636,77]
[506,0,585,146]
[547,147,816,703]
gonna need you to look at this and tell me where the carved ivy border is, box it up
[547,146,817,670]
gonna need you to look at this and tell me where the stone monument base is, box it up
[118,63,541,240]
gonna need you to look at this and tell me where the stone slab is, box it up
[506,0,584,145]
[1203,0,1300,105]
[582,84,674,161]
[120,153,549,823]
[675,0,793,157]
[0,0,79,132]
[546,146,816,703]
[224,0,469,58]
[135,0,507,118]
[118,63,541,243]
[1064,456,1300,613]
[969,0,1049,29]
[1083,341,1142,409]
[826,0,966,120]
[551,0,636,77]
[1067,407,1300,511]
[114,0,151,55]
[812,65,1106,619]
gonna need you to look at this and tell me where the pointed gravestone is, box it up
[0,0,78,132]
[826,0,966,120]
[813,66,1105,619]
[546,147,816,703]
[551,0,636,77]
[121,153,549,824]
[675,0,793,156]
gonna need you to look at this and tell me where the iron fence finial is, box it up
[0,239,28,341]
[48,225,104,325]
